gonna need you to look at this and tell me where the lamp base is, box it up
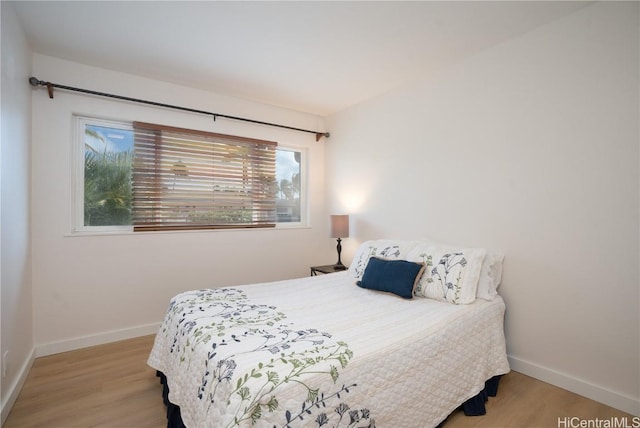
[334,238,346,271]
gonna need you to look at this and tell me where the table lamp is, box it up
[330,214,349,270]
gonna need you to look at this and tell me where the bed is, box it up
[148,239,510,427]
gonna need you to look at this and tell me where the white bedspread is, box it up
[148,272,509,428]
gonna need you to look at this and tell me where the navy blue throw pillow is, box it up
[357,257,425,299]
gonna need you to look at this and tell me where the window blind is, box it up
[132,121,277,232]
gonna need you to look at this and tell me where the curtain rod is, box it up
[28,77,330,142]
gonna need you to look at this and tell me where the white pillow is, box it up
[407,243,486,305]
[349,239,419,281]
[415,237,504,301]
[476,252,505,301]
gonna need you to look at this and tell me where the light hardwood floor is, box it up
[3,335,635,428]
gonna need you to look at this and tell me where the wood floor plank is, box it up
[3,335,635,427]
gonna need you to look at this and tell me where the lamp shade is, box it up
[330,215,349,238]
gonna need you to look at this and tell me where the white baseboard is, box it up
[1,347,35,426]
[35,322,161,358]
[508,355,640,416]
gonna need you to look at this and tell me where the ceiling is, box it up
[12,1,590,116]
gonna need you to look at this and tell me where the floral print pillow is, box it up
[349,240,419,281]
[407,244,486,304]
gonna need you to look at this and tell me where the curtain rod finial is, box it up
[29,76,43,87]
[28,77,54,98]
[315,132,330,142]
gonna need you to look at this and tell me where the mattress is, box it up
[148,271,509,427]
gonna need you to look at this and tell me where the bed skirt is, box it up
[156,371,502,428]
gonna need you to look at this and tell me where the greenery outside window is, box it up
[79,117,134,230]
[73,116,307,233]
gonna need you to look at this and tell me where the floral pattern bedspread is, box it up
[148,272,510,428]
[148,287,374,428]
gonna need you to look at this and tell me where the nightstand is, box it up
[310,264,348,276]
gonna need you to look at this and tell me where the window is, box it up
[74,116,306,233]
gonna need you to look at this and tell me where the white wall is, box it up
[326,2,639,415]
[30,55,333,355]
[1,2,34,423]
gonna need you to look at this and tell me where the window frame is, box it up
[71,115,309,235]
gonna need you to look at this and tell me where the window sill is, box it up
[66,222,310,237]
